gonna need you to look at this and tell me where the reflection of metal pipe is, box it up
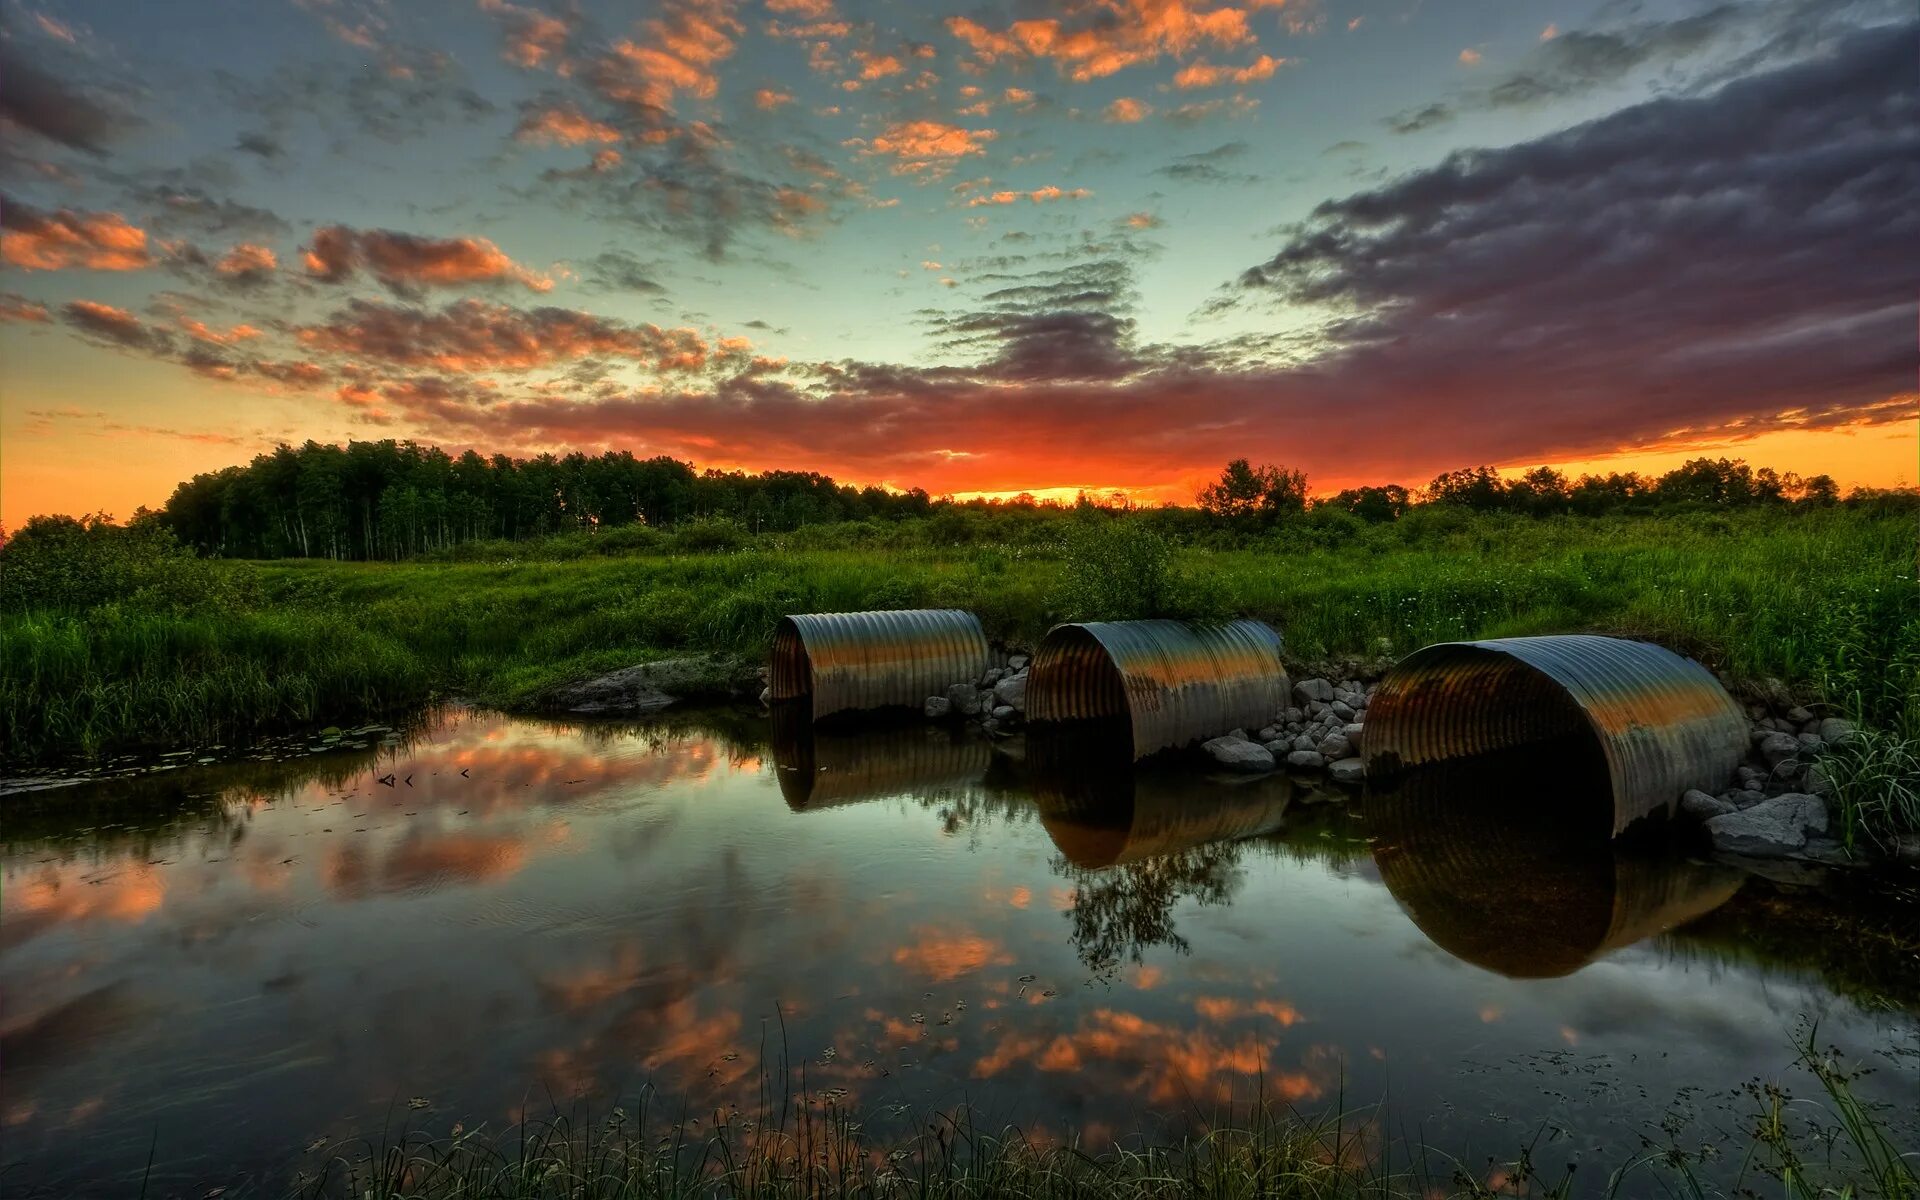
[770,703,993,810]
[1363,635,1748,834]
[1028,619,1289,760]
[769,610,994,721]
[1365,739,1743,978]
[1030,734,1293,867]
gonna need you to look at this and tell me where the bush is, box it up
[670,516,751,554]
[0,513,254,613]
[1055,518,1230,622]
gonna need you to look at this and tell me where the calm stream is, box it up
[4,708,1915,1196]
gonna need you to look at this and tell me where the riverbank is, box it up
[3,507,1914,818]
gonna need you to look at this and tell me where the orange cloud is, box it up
[514,103,623,144]
[179,317,262,345]
[1172,53,1286,87]
[852,119,996,173]
[599,0,741,111]
[766,0,835,15]
[1459,47,1482,65]
[214,242,278,279]
[1104,96,1152,121]
[0,294,50,323]
[965,185,1091,206]
[854,50,905,79]
[301,226,553,292]
[946,0,1255,81]
[755,86,795,109]
[480,0,572,69]
[0,201,150,271]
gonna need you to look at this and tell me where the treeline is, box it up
[7,439,1900,564]
[158,441,942,560]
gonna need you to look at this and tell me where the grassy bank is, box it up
[277,1033,1913,1200]
[4,506,1915,768]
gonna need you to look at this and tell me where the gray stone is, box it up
[1328,757,1366,785]
[1757,731,1802,766]
[1796,732,1826,754]
[1737,766,1765,788]
[1680,789,1736,820]
[1817,717,1858,747]
[1257,724,1283,743]
[1282,706,1304,724]
[1262,740,1289,755]
[946,683,984,716]
[1892,834,1920,865]
[1803,762,1834,797]
[1291,734,1317,753]
[1227,728,1249,741]
[1204,736,1275,772]
[1786,705,1814,723]
[991,704,1016,720]
[542,655,755,715]
[924,695,952,719]
[1341,722,1365,753]
[1730,788,1769,809]
[1307,700,1331,719]
[1317,732,1352,760]
[992,671,1027,711]
[1704,793,1829,857]
[1293,678,1335,705]
[1007,653,1030,671]
[982,667,1006,686]
[1286,750,1326,770]
[1329,700,1356,721]
[758,686,772,707]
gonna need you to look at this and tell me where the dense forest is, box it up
[9,438,1882,562]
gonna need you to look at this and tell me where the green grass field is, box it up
[4,506,1915,770]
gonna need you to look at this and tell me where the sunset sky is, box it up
[1,0,1913,524]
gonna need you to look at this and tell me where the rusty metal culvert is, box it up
[1362,634,1748,835]
[1027,619,1289,760]
[770,609,994,721]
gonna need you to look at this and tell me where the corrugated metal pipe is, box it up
[1362,634,1749,835]
[771,706,993,810]
[1026,619,1289,760]
[769,609,994,721]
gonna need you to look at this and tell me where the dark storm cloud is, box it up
[0,44,133,155]
[583,249,669,294]
[133,184,291,239]
[235,132,285,159]
[61,300,174,354]
[1235,18,1917,453]
[1152,141,1259,184]
[1385,0,1906,134]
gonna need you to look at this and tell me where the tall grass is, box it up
[5,506,1915,767]
[282,1032,1913,1200]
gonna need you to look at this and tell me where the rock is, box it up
[1817,717,1857,747]
[1329,700,1356,721]
[1737,766,1765,788]
[1317,733,1352,760]
[542,655,755,715]
[1730,788,1768,809]
[924,695,952,719]
[1803,762,1833,797]
[1704,793,1828,857]
[1257,724,1282,743]
[982,667,1006,687]
[1307,700,1331,719]
[992,704,1016,720]
[1892,834,1920,865]
[758,686,772,707]
[1341,723,1365,753]
[1293,678,1335,705]
[1262,739,1289,755]
[1286,750,1326,770]
[1282,707,1304,724]
[1291,735,1318,753]
[1328,757,1366,785]
[1796,733,1826,755]
[1786,705,1814,723]
[1227,728,1249,741]
[1680,789,1736,820]
[1204,736,1275,772]
[1757,731,1802,766]
[946,683,984,716]
[992,672,1027,711]
[1007,653,1030,671]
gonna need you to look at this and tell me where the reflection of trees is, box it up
[1055,841,1245,978]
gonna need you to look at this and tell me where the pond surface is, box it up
[4,708,1915,1196]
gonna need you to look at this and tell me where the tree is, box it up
[1198,459,1309,521]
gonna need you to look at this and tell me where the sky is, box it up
[0,0,1914,523]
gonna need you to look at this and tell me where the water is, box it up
[3,708,1915,1196]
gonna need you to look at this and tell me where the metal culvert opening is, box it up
[770,618,813,701]
[1362,635,1749,835]
[768,609,993,721]
[1027,619,1288,761]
